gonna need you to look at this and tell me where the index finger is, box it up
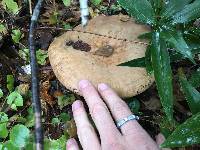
[78,80,121,139]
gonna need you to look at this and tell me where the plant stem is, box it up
[29,0,44,150]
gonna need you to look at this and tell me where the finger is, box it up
[78,80,120,139]
[156,133,171,150]
[66,138,80,150]
[97,83,140,134]
[98,83,159,149]
[72,100,100,150]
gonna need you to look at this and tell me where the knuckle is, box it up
[91,103,108,117]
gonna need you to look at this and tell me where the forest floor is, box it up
[0,0,199,149]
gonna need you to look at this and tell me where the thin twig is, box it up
[29,0,44,150]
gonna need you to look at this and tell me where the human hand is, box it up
[66,80,160,150]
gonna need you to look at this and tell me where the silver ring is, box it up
[116,114,139,128]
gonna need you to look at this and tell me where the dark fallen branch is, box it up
[28,0,44,150]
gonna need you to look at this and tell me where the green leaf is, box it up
[159,116,177,138]
[62,0,71,7]
[0,24,7,34]
[151,32,174,121]
[57,94,75,109]
[44,135,66,150]
[25,106,35,128]
[161,31,194,63]
[118,57,145,67]
[19,48,30,63]
[2,141,19,150]
[0,144,3,150]
[0,112,9,138]
[36,49,48,65]
[178,69,200,115]
[7,75,14,93]
[59,113,70,122]
[172,0,200,24]
[1,0,19,14]
[10,124,30,148]
[11,29,22,44]
[91,0,102,6]
[161,0,192,19]
[189,68,200,88]
[117,0,155,25]
[7,91,23,111]
[0,89,3,98]
[161,112,200,148]
[126,98,140,113]
[52,117,60,125]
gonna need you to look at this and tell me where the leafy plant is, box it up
[1,0,19,14]
[61,0,71,7]
[118,0,200,148]
[0,24,7,34]
[178,68,200,115]
[118,0,200,122]
[11,29,23,44]
[7,91,23,110]
[36,49,48,65]
[91,0,102,6]
[19,48,48,65]
[7,75,14,93]
[161,112,200,148]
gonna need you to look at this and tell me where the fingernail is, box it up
[67,138,76,148]
[98,83,108,91]
[79,80,89,89]
[72,101,82,111]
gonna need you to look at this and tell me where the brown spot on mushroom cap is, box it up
[48,15,154,98]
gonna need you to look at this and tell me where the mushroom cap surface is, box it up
[48,15,154,98]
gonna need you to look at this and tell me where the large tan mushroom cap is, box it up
[48,15,154,98]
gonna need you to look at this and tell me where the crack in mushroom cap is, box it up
[48,15,154,98]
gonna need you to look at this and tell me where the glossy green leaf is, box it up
[161,0,192,19]
[161,112,200,148]
[161,31,194,63]
[0,112,8,138]
[149,0,164,15]
[172,0,200,24]
[178,69,200,115]
[189,68,200,88]
[7,91,23,110]
[117,0,155,25]
[7,75,14,93]
[10,124,30,148]
[118,57,145,67]
[151,32,174,121]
